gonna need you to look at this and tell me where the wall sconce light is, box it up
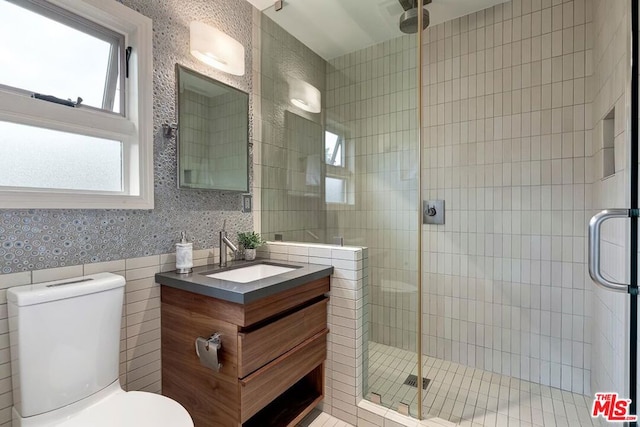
[190,21,245,76]
[289,79,321,113]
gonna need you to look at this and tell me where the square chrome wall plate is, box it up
[423,200,444,224]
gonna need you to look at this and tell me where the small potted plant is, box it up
[237,231,265,261]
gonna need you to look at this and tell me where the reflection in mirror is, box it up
[285,111,323,198]
[176,64,249,192]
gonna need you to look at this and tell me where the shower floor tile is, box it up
[367,342,600,426]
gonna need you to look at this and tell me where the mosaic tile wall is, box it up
[0,0,255,274]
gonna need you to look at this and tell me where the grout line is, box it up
[365,341,596,426]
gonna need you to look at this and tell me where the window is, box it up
[325,130,344,167]
[325,176,346,204]
[0,122,123,192]
[0,0,123,113]
[324,130,352,205]
[0,0,153,209]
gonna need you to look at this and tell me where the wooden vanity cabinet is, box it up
[160,276,330,427]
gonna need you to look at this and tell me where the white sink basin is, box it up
[206,264,296,283]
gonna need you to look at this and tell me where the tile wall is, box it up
[258,242,456,427]
[180,89,249,189]
[325,35,420,353]
[0,249,217,426]
[283,111,323,202]
[179,89,212,186]
[421,0,593,394]
[208,92,248,189]
[589,0,630,398]
[255,13,327,244]
[258,242,368,425]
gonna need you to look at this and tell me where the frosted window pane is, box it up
[325,177,346,204]
[0,1,121,112]
[0,121,123,192]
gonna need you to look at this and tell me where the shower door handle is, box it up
[588,209,631,293]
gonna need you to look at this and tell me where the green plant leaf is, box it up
[237,231,265,249]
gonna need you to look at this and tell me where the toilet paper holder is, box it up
[195,332,222,372]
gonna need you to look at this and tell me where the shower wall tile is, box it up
[325,35,420,354]
[421,0,594,395]
[589,0,630,399]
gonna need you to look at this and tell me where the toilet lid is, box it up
[54,391,193,427]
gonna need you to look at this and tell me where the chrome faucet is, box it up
[219,225,238,268]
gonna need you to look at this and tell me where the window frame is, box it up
[0,0,153,209]
[324,128,354,206]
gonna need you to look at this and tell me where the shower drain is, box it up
[403,374,430,389]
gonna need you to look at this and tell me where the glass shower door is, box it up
[324,36,422,414]
[257,1,423,417]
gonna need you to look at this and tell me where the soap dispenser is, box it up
[175,231,193,274]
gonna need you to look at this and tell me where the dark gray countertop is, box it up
[155,259,333,304]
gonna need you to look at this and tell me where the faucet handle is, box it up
[222,219,227,232]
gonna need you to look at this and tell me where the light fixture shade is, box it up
[289,79,321,113]
[190,21,245,76]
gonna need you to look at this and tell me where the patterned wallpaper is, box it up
[0,0,255,273]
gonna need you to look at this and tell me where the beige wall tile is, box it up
[32,265,84,284]
[125,255,160,270]
[84,260,126,275]
[0,272,31,289]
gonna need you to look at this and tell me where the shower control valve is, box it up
[423,200,444,225]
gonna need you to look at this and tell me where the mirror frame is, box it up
[175,64,250,192]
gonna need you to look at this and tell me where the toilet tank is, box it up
[8,272,126,418]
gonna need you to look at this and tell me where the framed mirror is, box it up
[176,64,249,192]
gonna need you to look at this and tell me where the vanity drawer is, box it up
[239,329,328,423]
[237,297,327,378]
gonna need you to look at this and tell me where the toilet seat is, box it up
[14,382,193,427]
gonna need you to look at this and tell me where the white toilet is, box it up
[7,272,194,427]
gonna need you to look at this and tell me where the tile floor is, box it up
[298,409,353,427]
[366,342,600,426]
